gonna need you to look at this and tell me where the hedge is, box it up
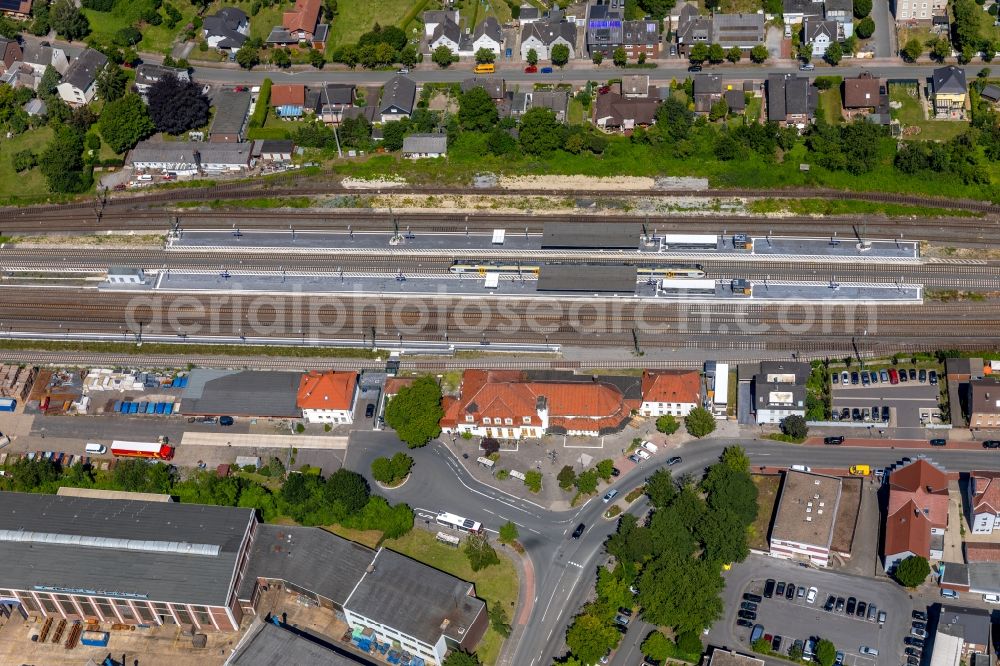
[248,78,272,129]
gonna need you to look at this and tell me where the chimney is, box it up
[440,619,451,631]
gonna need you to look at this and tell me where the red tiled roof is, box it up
[270,84,305,107]
[283,0,322,32]
[641,370,701,405]
[971,471,1000,516]
[966,542,1000,563]
[885,498,932,559]
[440,395,460,429]
[296,371,357,410]
[887,459,949,528]
[383,378,414,395]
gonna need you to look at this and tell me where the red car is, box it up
[889,369,899,384]
[524,65,537,73]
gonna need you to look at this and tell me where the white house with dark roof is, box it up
[422,9,460,38]
[203,7,250,52]
[471,17,504,55]
[379,75,417,123]
[56,48,108,106]
[429,18,462,54]
[402,134,448,159]
[520,20,577,60]
[134,63,190,100]
[803,18,840,57]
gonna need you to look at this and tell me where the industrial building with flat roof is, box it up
[769,470,843,567]
[227,619,374,665]
[181,369,302,418]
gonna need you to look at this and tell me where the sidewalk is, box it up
[179,432,348,449]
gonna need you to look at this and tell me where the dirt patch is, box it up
[11,234,165,248]
[831,477,862,554]
[925,245,1000,260]
[341,176,407,189]
[750,474,781,551]
[497,175,658,191]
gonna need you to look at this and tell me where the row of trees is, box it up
[689,43,769,65]
[330,23,419,70]
[560,447,758,664]
[556,459,616,495]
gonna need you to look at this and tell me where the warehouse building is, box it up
[769,470,843,567]
[180,369,302,418]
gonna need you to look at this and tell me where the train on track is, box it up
[449,261,706,279]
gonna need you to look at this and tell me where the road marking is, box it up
[540,590,558,622]
[568,561,584,568]
[528,528,541,534]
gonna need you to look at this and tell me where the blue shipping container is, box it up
[165,403,174,415]
[128,403,139,414]
[80,631,110,647]
[118,402,129,413]
[113,400,122,412]
[0,397,15,412]
[138,402,148,413]
[155,403,165,415]
[146,403,156,414]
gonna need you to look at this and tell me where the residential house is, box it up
[203,7,250,52]
[57,49,108,106]
[379,75,416,123]
[675,5,765,54]
[251,139,294,163]
[461,77,506,100]
[296,371,358,424]
[518,5,542,23]
[769,470,843,567]
[402,134,448,159]
[429,18,462,54]
[3,41,70,90]
[783,0,825,24]
[128,141,254,174]
[472,17,504,55]
[520,20,577,60]
[622,20,661,59]
[622,75,651,98]
[422,9,459,38]
[882,458,949,571]
[842,71,883,112]
[0,36,21,69]
[594,91,660,131]
[318,84,356,123]
[586,1,623,58]
[981,84,1000,106]
[931,66,967,119]
[824,0,854,35]
[209,88,252,142]
[271,84,307,118]
[134,64,190,100]
[725,88,746,113]
[693,74,723,114]
[22,98,45,117]
[752,361,809,424]
[892,0,946,23]
[968,471,1000,534]
[638,370,701,417]
[439,369,633,439]
[0,0,31,20]
[969,379,1000,429]
[803,18,841,58]
[932,606,991,666]
[195,142,254,172]
[267,0,329,49]
[766,73,817,126]
[508,89,569,121]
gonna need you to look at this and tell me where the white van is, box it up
[636,449,651,461]
[791,464,812,472]
[984,594,1000,604]
[641,441,658,454]
[85,443,107,455]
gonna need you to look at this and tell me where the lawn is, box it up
[819,87,844,124]
[452,0,512,28]
[83,0,205,55]
[382,529,518,665]
[889,83,970,141]
[745,96,762,123]
[327,0,419,48]
[568,98,587,124]
[749,474,780,550]
[0,127,56,204]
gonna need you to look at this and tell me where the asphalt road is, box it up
[342,433,1000,666]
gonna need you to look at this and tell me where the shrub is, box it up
[685,407,717,438]
[464,534,500,571]
[780,415,809,441]
[12,150,37,172]
[481,437,500,456]
[895,555,931,587]
[557,465,577,489]
[624,486,645,503]
[656,414,680,434]
[524,470,542,493]
[496,469,510,481]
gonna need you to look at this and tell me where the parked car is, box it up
[852,408,862,421]
[841,371,850,383]
[983,441,1000,449]
[912,610,928,621]
[872,403,880,419]
[841,408,850,419]
[219,416,234,426]
[930,438,947,446]
[824,595,836,611]
[905,648,921,657]
[835,651,845,666]
[882,405,891,421]
[667,456,682,466]
[861,372,870,386]
[636,449,651,461]
[912,621,926,631]
[835,597,845,612]
[899,369,908,382]
[904,638,925,648]
[540,66,553,73]
[614,613,630,625]
[764,580,776,598]
[806,587,818,603]
[911,628,927,639]
[832,372,839,384]
[738,610,757,620]
[776,582,786,596]
[799,62,815,71]
[741,601,759,612]
[603,489,619,503]
[524,65,537,73]
[878,610,887,625]
[641,441,658,453]
[851,372,860,385]
[688,64,703,72]
[859,647,879,657]
[907,657,920,666]
[785,584,796,600]
[929,370,938,384]
[365,404,375,418]
[919,369,927,382]
[856,601,867,617]
[909,368,917,381]
[889,369,899,384]
[846,597,856,614]
[880,369,890,382]
[737,618,754,628]
[771,635,783,652]
[611,467,620,477]
[744,593,763,603]
[628,454,642,463]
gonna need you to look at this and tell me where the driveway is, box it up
[871,0,895,57]
[766,26,785,60]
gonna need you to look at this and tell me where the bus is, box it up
[473,63,495,74]
[435,512,483,534]
[110,440,175,461]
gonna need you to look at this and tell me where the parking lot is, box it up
[712,556,914,666]
[832,368,940,429]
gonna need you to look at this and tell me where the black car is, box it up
[824,436,844,445]
[764,580,776,598]
[835,597,845,612]
[611,467,620,477]
[899,370,908,383]
[644,658,663,666]
[219,415,234,426]
[852,408,862,421]
[775,582,786,596]
[744,593,763,603]
[904,638,925,648]
[905,648,922,658]
[771,636,783,652]
[909,368,917,381]
[907,657,920,666]
[912,610,928,621]
[786,584,796,600]
[846,597,857,614]
[741,601,759,612]
[736,618,754,628]
[824,595,836,611]
[929,370,938,385]
[912,621,926,631]
[738,610,757,620]
[919,369,927,382]
[841,408,850,420]
[667,456,682,466]
[365,404,375,418]
[882,405,891,421]
[572,523,585,538]
[985,440,1000,449]
[856,601,867,617]
[618,607,633,617]
[851,372,860,385]
[688,64,703,72]
[930,438,947,446]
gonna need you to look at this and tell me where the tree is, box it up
[458,86,498,132]
[11,150,37,172]
[147,75,211,135]
[854,0,872,16]
[689,43,709,63]
[519,107,564,155]
[38,66,61,98]
[855,16,875,39]
[443,650,481,666]
[656,96,692,142]
[596,459,615,481]
[815,639,837,666]
[781,414,809,440]
[565,612,619,666]
[475,47,496,64]
[642,632,674,661]
[895,555,931,587]
[825,40,843,65]
[114,26,142,46]
[685,407,716,437]
[613,46,627,67]
[30,0,51,36]
[380,120,407,151]
[575,469,599,495]
[637,0,674,18]
[750,44,769,63]
[726,46,742,63]
[902,37,924,62]
[385,376,443,447]
[593,51,604,65]
[236,44,260,69]
[98,93,154,153]
[708,43,725,64]
[523,470,542,493]
[272,47,291,68]
[557,465,577,490]
[325,468,370,514]
[464,534,500,571]
[677,632,703,656]
[96,63,128,101]
[527,48,538,66]
[551,43,570,66]
[399,44,418,68]
[371,454,413,485]
[798,41,813,62]
[645,469,677,508]
[708,98,729,121]
[930,37,951,61]
[720,446,750,473]
[655,414,680,434]
[51,0,90,40]
[308,48,325,68]
[698,507,750,563]
[638,554,724,633]
[432,45,457,67]
[499,520,519,544]
[489,604,511,637]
